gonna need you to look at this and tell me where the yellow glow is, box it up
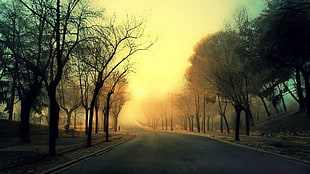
[94,0,265,123]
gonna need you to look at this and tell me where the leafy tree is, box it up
[0,0,47,142]
[256,1,310,115]
[188,30,257,140]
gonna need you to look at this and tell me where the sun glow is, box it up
[95,0,265,123]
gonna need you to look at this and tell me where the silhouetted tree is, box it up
[84,17,154,147]
[0,0,47,142]
[75,53,92,135]
[186,72,202,133]
[58,77,81,130]
[110,77,128,132]
[103,70,128,141]
[217,94,230,133]
[18,0,97,155]
[256,1,310,115]
[188,31,255,140]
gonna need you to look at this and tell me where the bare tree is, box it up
[217,94,230,133]
[175,88,195,131]
[18,0,97,155]
[83,16,154,147]
[186,72,206,133]
[75,55,92,135]
[58,77,81,131]
[103,69,128,141]
[110,77,128,132]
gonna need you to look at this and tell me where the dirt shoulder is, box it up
[0,132,136,174]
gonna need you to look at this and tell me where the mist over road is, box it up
[54,128,310,174]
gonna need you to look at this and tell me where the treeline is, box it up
[0,0,151,155]
[174,0,309,140]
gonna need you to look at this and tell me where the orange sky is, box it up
[94,0,266,123]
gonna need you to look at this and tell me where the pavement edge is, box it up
[41,133,137,174]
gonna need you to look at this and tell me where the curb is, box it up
[210,135,310,167]
[173,131,310,167]
[41,133,136,174]
[0,134,127,172]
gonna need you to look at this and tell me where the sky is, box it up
[94,0,266,123]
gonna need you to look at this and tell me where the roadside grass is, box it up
[253,111,310,137]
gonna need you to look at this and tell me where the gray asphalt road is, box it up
[54,131,310,174]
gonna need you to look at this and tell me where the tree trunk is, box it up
[8,79,15,121]
[188,117,191,131]
[200,118,203,132]
[234,104,242,141]
[103,111,107,132]
[49,0,62,156]
[223,114,230,134]
[296,70,305,112]
[301,69,310,117]
[220,115,223,133]
[245,101,254,136]
[84,107,89,135]
[66,110,72,130]
[203,93,206,133]
[191,117,194,132]
[272,101,280,115]
[188,118,190,131]
[196,114,200,133]
[211,116,214,131]
[20,101,31,142]
[206,117,210,131]
[104,91,113,142]
[278,86,287,113]
[87,106,94,147]
[114,117,118,132]
[87,85,101,147]
[170,114,173,131]
[49,84,60,155]
[74,110,77,129]
[260,95,270,117]
[161,115,164,130]
[245,110,250,136]
[218,95,228,133]
[95,106,99,134]
[20,83,41,142]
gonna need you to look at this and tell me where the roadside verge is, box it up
[0,132,136,174]
[42,132,136,174]
[173,130,310,167]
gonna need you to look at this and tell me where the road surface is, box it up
[53,130,310,174]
